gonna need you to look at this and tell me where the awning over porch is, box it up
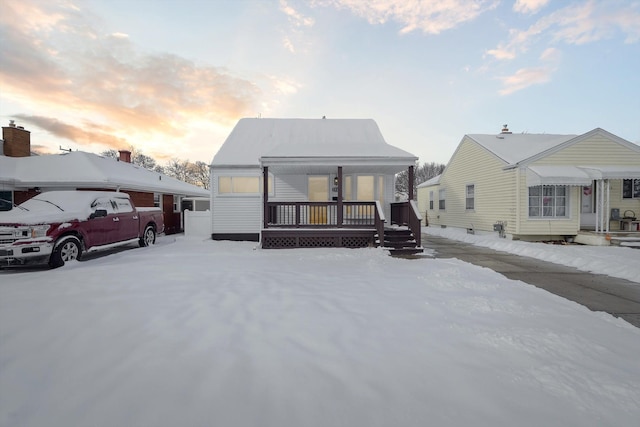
[527,166,593,186]
[526,165,640,187]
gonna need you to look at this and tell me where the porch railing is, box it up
[390,200,423,247]
[267,201,383,228]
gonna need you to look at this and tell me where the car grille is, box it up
[0,227,24,245]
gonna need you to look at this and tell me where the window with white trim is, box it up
[528,185,568,218]
[218,176,273,195]
[429,191,434,210]
[465,184,475,210]
[622,179,640,199]
[173,195,180,213]
[438,189,446,210]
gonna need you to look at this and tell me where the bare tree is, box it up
[163,159,210,189]
[100,146,161,172]
[100,147,209,189]
[189,161,211,190]
[164,158,191,182]
[395,161,445,200]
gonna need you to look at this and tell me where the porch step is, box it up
[387,247,425,256]
[381,227,423,256]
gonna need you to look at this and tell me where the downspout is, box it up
[603,179,611,233]
[408,165,414,201]
[337,166,343,227]
[515,168,521,235]
[262,166,269,230]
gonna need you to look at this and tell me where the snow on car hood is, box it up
[0,191,124,225]
[0,206,89,225]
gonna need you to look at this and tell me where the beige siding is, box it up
[521,133,640,235]
[516,169,580,235]
[422,131,640,239]
[608,180,640,231]
[433,137,517,233]
[416,185,431,225]
[534,134,640,166]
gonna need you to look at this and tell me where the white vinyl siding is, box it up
[211,167,263,234]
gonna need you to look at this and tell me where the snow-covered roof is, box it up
[0,151,209,197]
[417,174,441,188]
[467,133,577,165]
[467,128,640,167]
[212,118,417,167]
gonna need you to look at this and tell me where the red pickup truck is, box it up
[0,191,164,268]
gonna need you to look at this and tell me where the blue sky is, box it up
[1,0,639,165]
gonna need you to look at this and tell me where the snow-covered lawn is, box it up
[424,226,640,283]
[1,236,639,427]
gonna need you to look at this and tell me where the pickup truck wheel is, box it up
[139,225,156,247]
[49,236,82,268]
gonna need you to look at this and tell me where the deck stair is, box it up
[381,227,423,256]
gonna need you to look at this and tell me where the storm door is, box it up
[580,182,596,230]
[308,176,329,224]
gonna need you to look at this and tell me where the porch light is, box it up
[334,176,339,185]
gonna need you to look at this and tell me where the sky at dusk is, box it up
[1,0,639,165]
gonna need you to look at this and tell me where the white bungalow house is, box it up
[210,118,423,251]
[1,122,209,234]
[417,126,640,244]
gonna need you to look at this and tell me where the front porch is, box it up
[260,199,423,253]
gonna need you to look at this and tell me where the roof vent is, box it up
[501,124,512,134]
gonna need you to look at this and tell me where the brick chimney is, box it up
[500,124,512,134]
[118,149,132,163]
[2,120,31,157]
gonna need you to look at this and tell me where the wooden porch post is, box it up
[263,166,269,228]
[408,165,415,201]
[337,166,343,226]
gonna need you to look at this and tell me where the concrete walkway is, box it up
[422,234,640,328]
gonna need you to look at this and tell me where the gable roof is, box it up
[466,133,577,165]
[212,118,417,167]
[466,128,640,167]
[417,174,441,188]
[0,151,209,196]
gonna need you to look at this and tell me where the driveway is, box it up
[422,235,640,328]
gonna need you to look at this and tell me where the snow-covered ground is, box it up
[1,236,639,427]
[424,226,640,283]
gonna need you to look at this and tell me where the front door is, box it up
[580,183,596,230]
[308,176,329,224]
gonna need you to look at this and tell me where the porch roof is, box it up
[260,156,415,174]
[526,165,640,187]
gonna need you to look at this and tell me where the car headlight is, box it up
[30,225,50,238]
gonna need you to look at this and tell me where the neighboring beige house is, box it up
[418,126,640,243]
